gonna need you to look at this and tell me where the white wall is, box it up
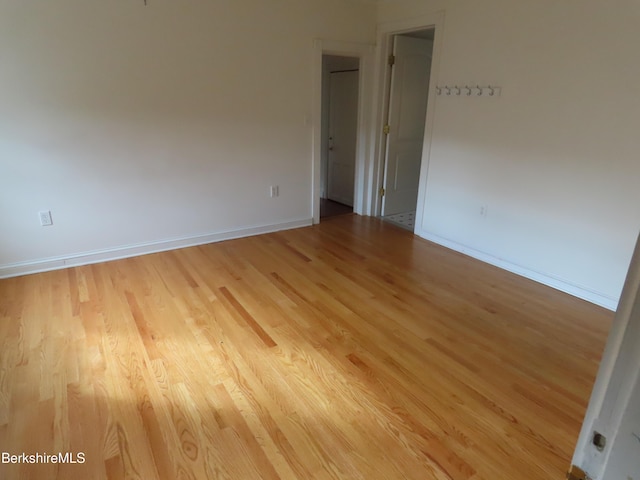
[377,0,640,308]
[3,0,638,308]
[0,0,375,273]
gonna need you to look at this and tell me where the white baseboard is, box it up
[0,218,313,279]
[416,229,619,311]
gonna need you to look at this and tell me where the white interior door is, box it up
[327,70,358,207]
[382,35,433,216]
[600,372,640,479]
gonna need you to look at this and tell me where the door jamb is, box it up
[312,39,375,224]
[371,12,445,234]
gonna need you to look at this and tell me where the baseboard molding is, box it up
[416,229,619,311]
[0,218,313,279]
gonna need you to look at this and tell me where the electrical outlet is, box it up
[39,210,53,226]
[270,185,279,198]
[480,205,488,218]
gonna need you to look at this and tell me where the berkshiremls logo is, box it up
[2,452,86,464]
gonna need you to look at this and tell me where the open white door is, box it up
[327,70,358,207]
[571,232,640,480]
[600,375,640,479]
[382,35,433,217]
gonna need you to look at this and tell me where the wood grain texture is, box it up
[0,215,612,479]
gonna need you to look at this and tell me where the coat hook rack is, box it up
[435,84,502,97]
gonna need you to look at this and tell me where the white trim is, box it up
[371,11,446,223]
[417,228,619,311]
[312,39,375,224]
[0,218,312,279]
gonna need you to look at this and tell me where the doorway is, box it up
[320,55,359,219]
[380,29,435,231]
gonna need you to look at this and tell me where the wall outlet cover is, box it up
[39,210,53,226]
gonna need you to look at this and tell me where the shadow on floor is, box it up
[320,199,353,219]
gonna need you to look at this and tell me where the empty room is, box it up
[1,1,639,479]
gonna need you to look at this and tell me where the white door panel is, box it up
[383,35,433,217]
[394,151,422,191]
[328,70,358,207]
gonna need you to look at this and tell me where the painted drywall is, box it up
[0,0,375,271]
[377,0,640,306]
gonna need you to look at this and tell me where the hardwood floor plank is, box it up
[0,216,612,479]
[218,287,278,348]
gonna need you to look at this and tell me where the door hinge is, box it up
[566,465,591,480]
[379,187,385,197]
[388,54,395,66]
[383,124,390,135]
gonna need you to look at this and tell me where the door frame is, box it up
[312,40,375,224]
[371,12,445,233]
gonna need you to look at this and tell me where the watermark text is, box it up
[2,452,85,464]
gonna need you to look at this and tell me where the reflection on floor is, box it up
[320,198,353,218]
[383,211,415,231]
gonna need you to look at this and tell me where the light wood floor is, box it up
[0,215,612,479]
